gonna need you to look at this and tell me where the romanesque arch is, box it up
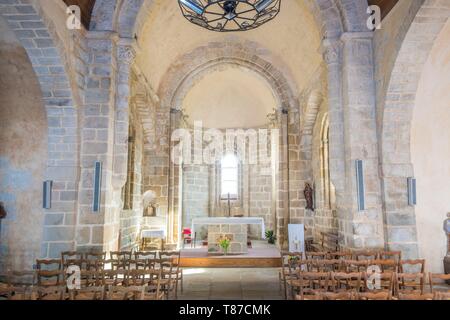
[380,0,450,261]
[0,2,80,263]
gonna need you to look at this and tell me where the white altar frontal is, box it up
[191,217,266,255]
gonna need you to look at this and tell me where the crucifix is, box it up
[227,193,231,217]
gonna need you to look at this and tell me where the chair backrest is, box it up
[343,260,369,273]
[321,232,340,252]
[363,271,394,294]
[395,273,425,295]
[36,259,62,271]
[428,273,450,293]
[399,259,425,273]
[379,251,402,264]
[307,259,341,272]
[331,272,362,292]
[433,291,450,300]
[6,270,36,287]
[100,269,127,286]
[369,259,398,273]
[110,252,133,270]
[298,272,331,296]
[159,251,181,267]
[305,252,328,260]
[329,252,353,261]
[61,251,83,265]
[353,250,380,261]
[135,251,158,270]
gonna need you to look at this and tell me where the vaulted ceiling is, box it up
[61,0,400,31]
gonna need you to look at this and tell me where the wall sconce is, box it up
[407,177,417,206]
[43,180,53,209]
[355,160,365,211]
[93,161,102,212]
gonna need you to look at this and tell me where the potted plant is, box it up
[219,237,231,256]
[265,230,277,245]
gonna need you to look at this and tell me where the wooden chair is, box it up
[397,293,433,300]
[428,273,450,293]
[357,292,391,300]
[399,259,425,274]
[134,251,158,270]
[61,252,83,269]
[291,272,331,300]
[305,252,329,260]
[331,272,362,293]
[36,286,65,300]
[321,291,356,300]
[395,273,425,296]
[182,228,196,248]
[5,270,36,300]
[307,259,341,273]
[100,269,126,287]
[379,251,402,264]
[107,285,145,300]
[343,260,369,273]
[110,251,133,270]
[155,258,175,300]
[329,252,353,261]
[279,252,304,299]
[126,270,164,300]
[36,259,62,291]
[363,271,394,297]
[353,250,380,261]
[159,251,183,298]
[433,291,450,300]
[85,252,107,271]
[370,259,398,273]
[69,286,105,300]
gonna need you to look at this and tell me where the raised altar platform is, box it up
[179,241,281,268]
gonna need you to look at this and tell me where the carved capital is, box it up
[322,39,342,65]
[117,45,136,65]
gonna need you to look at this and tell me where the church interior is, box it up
[0,0,449,302]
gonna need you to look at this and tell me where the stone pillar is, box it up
[340,32,385,249]
[276,109,289,249]
[168,108,183,245]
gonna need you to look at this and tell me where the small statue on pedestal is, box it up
[304,183,314,211]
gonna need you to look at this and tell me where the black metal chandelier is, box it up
[178,0,281,32]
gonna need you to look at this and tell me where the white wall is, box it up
[411,19,450,273]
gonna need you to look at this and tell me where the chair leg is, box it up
[181,274,184,293]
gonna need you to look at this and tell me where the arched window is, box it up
[220,153,239,199]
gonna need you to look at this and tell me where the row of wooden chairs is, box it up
[0,284,165,301]
[287,271,450,300]
[295,291,450,300]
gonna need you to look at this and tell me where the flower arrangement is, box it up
[219,237,231,255]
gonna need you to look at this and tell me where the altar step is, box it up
[179,244,281,268]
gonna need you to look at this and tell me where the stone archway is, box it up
[380,0,450,260]
[0,2,80,261]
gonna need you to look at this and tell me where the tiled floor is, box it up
[178,268,283,300]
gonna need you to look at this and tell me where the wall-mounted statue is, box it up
[142,190,158,217]
[0,202,6,219]
[304,183,314,211]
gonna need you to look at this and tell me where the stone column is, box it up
[276,108,289,249]
[340,32,385,249]
[168,108,183,245]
